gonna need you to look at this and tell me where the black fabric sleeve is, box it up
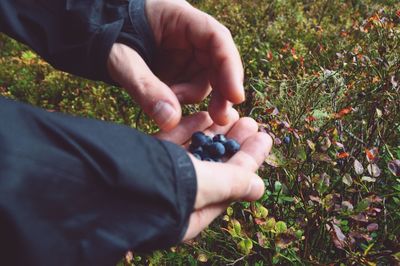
[0,0,156,84]
[0,97,197,266]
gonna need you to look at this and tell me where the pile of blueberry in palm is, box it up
[189,131,240,162]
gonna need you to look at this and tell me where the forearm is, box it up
[0,97,196,265]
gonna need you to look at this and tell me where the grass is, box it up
[1,0,400,265]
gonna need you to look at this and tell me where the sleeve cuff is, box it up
[116,0,156,67]
[160,141,197,242]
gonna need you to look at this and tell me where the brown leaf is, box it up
[367,223,379,232]
[310,195,322,203]
[335,107,353,118]
[257,232,267,247]
[276,232,297,249]
[320,137,332,151]
[341,201,354,211]
[266,107,279,115]
[349,231,372,242]
[367,195,383,203]
[365,148,379,163]
[351,213,368,223]
[329,224,346,249]
[312,153,333,163]
[388,160,400,177]
[337,152,350,159]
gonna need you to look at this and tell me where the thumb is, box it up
[107,43,181,131]
[192,158,265,210]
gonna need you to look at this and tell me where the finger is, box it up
[208,90,234,126]
[183,202,229,241]
[182,108,238,149]
[228,132,273,172]
[154,111,213,144]
[171,70,212,104]
[187,9,245,104]
[191,158,265,209]
[225,117,259,144]
[107,43,181,131]
[202,108,239,136]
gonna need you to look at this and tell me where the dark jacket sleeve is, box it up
[0,0,155,83]
[0,97,197,266]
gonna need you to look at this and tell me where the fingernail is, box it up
[238,84,245,102]
[153,101,176,128]
[249,177,265,199]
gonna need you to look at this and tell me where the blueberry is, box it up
[283,136,291,144]
[213,134,227,144]
[224,139,240,155]
[191,131,208,147]
[204,135,213,145]
[204,142,226,159]
[189,144,203,155]
[203,157,214,162]
[192,153,202,160]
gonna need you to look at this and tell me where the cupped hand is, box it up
[108,0,244,131]
[155,110,273,241]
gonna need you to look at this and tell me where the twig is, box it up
[226,255,248,266]
[343,127,366,145]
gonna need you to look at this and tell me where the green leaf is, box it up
[274,181,282,192]
[233,219,242,236]
[312,109,330,120]
[265,149,285,167]
[275,221,288,234]
[258,205,269,218]
[355,199,370,213]
[238,238,253,255]
[295,145,307,161]
[227,206,233,216]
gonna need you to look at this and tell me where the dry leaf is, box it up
[354,159,364,175]
[388,160,400,176]
[329,223,346,249]
[342,174,353,186]
[367,164,381,177]
[367,223,379,232]
[361,176,376,183]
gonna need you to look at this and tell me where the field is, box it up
[1,0,399,265]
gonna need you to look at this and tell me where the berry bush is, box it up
[1,0,399,265]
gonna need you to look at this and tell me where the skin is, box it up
[107,0,245,131]
[107,0,273,241]
[155,111,273,241]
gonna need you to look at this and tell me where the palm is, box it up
[155,111,272,240]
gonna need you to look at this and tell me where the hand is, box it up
[108,0,244,131]
[155,111,273,240]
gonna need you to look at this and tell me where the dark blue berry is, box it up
[203,157,214,162]
[204,135,213,145]
[213,134,227,144]
[191,131,208,147]
[205,142,226,159]
[189,144,203,154]
[283,136,291,144]
[224,139,240,155]
[193,153,202,160]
